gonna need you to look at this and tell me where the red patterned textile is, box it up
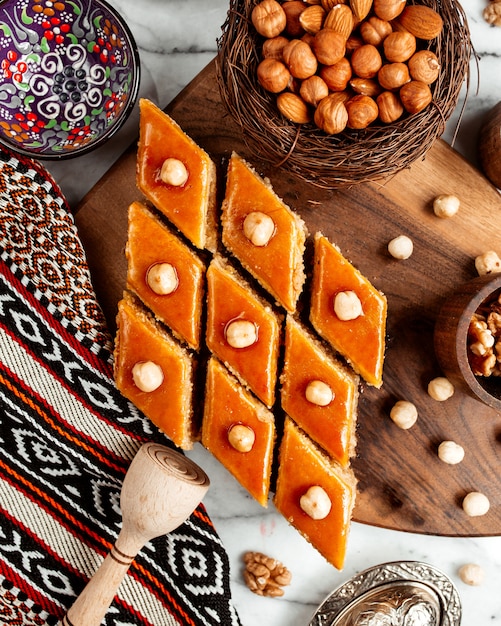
[0,149,241,626]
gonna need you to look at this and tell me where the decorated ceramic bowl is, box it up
[0,0,140,159]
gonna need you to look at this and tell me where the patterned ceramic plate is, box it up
[0,0,140,159]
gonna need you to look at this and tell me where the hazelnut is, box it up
[277,92,312,124]
[333,290,363,320]
[262,35,290,60]
[243,211,276,246]
[390,400,418,429]
[311,28,346,66]
[257,58,291,93]
[305,380,334,406]
[387,234,413,259]
[299,485,332,519]
[377,90,404,123]
[462,491,490,517]
[283,0,307,37]
[432,194,460,218]
[383,31,416,63]
[360,16,392,46]
[314,93,349,134]
[159,158,188,187]
[475,251,501,276]
[146,262,179,295]
[300,75,329,106]
[252,0,287,38]
[345,95,379,129]
[346,34,364,55]
[427,376,454,401]
[408,50,440,84]
[373,0,406,21]
[350,44,383,79]
[319,57,352,91]
[377,62,410,91]
[437,440,465,465]
[131,361,164,393]
[399,80,432,115]
[458,563,484,586]
[350,77,382,97]
[228,424,256,452]
[283,39,318,79]
[225,319,258,348]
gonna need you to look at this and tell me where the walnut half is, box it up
[243,551,292,597]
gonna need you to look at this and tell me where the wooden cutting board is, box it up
[75,60,501,537]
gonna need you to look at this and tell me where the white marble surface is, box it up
[43,1,501,624]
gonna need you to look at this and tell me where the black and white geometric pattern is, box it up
[0,147,241,625]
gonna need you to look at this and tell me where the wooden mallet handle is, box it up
[63,443,209,626]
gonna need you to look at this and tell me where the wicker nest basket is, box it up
[216,0,473,188]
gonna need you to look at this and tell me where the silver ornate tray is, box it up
[309,561,461,625]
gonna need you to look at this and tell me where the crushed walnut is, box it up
[243,551,292,597]
[483,1,501,27]
[467,291,501,377]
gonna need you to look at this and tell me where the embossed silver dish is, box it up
[309,561,461,625]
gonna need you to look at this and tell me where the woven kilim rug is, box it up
[0,148,241,626]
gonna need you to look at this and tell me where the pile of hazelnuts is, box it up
[251,0,444,133]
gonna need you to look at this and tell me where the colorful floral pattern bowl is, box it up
[0,0,140,159]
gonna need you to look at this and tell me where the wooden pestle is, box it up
[62,442,210,626]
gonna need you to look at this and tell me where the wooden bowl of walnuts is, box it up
[216,0,472,188]
[434,273,501,412]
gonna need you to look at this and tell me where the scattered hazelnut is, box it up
[390,400,418,429]
[243,211,276,247]
[225,319,258,348]
[299,485,332,520]
[305,380,334,406]
[388,234,413,260]
[146,262,179,295]
[333,290,363,321]
[131,361,164,392]
[159,158,188,187]
[427,376,454,401]
[462,491,490,517]
[228,424,256,452]
[475,250,501,276]
[437,440,465,465]
[432,194,460,218]
[458,563,484,586]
